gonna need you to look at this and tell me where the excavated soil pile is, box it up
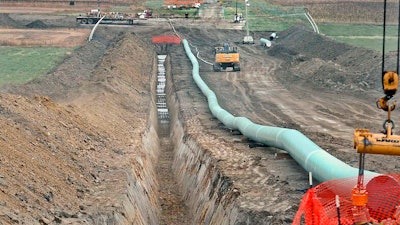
[269,24,394,94]
[26,20,48,28]
[0,14,24,28]
[0,27,156,224]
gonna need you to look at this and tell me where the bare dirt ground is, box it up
[0,2,400,225]
[0,28,89,47]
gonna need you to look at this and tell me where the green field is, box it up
[319,23,399,51]
[0,47,68,86]
[224,1,309,31]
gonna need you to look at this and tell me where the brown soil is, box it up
[0,28,89,47]
[0,3,399,225]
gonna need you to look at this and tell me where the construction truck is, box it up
[213,43,240,72]
[137,10,153,19]
[76,9,135,25]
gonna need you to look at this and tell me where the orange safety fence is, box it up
[293,174,400,225]
[151,35,181,44]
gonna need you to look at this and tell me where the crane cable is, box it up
[396,0,400,74]
[377,0,400,124]
[382,0,387,76]
[397,0,400,74]
[382,0,400,78]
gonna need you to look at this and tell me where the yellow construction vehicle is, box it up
[213,43,240,72]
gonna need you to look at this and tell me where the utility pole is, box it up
[236,0,238,16]
[243,0,254,44]
[245,0,249,36]
[234,0,239,23]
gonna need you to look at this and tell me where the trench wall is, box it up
[117,125,160,225]
[95,52,161,225]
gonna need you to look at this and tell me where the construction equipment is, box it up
[351,1,400,224]
[351,70,399,224]
[353,70,400,156]
[213,43,240,72]
[165,0,203,9]
[76,9,135,25]
[137,10,153,19]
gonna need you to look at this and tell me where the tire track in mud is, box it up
[232,44,376,145]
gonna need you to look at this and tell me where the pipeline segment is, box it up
[88,15,106,42]
[182,39,378,182]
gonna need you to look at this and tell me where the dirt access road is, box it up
[1,2,400,225]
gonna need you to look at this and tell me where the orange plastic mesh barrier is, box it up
[292,174,400,225]
[151,35,181,44]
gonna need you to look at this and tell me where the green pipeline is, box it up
[182,39,378,182]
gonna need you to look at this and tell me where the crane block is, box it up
[383,71,399,96]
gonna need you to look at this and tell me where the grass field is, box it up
[319,23,399,51]
[0,46,69,86]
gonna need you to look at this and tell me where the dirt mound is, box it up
[273,24,353,60]
[0,13,24,28]
[0,30,155,224]
[26,20,48,28]
[269,24,387,93]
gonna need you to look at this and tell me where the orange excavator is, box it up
[213,43,240,72]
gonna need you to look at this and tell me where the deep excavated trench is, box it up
[150,51,240,224]
[155,55,192,224]
[115,47,240,224]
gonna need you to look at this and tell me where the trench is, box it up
[109,48,242,224]
[101,41,269,225]
[154,47,242,224]
[155,55,192,224]
[151,50,240,224]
